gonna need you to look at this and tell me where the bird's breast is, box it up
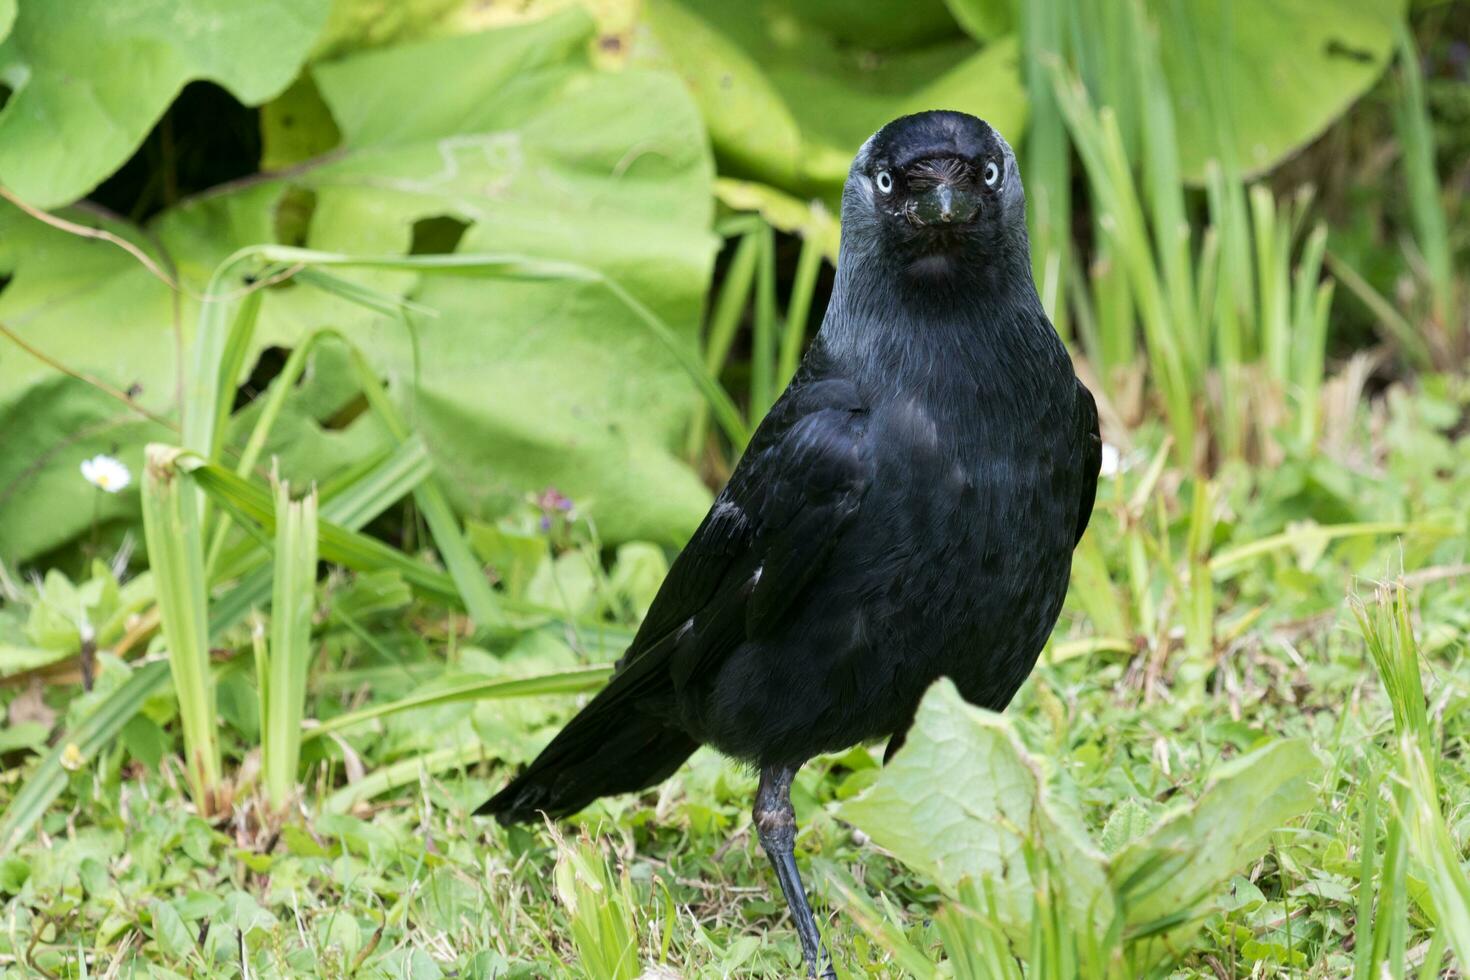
[850,385,1080,633]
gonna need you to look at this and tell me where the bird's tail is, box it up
[477,674,698,824]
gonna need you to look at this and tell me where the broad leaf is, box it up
[1112,738,1318,958]
[942,0,1014,41]
[840,679,1319,967]
[838,679,1117,942]
[0,0,331,206]
[639,0,1026,198]
[294,10,719,543]
[1155,0,1406,180]
[0,8,717,562]
[0,199,388,563]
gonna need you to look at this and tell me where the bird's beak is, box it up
[912,181,980,227]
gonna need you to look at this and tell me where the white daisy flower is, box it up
[80,454,131,493]
[1099,442,1123,479]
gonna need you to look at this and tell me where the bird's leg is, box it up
[754,765,835,979]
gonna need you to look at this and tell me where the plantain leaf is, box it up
[839,679,1117,943]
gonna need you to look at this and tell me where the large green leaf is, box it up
[292,10,717,545]
[1111,738,1318,958]
[1154,0,1406,180]
[0,0,331,207]
[941,0,1014,42]
[0,8,716,563]
[838,679,1117,942]
[639,0,1026,198]
[840,680,1319,963]
[0,206,178,562]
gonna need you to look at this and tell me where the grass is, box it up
[2,369,1468,976]
[1,5,1467,974]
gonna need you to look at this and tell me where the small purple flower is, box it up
[535,487,575,531]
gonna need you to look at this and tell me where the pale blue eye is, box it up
[876,171,893,193]
[984,161,1000,186]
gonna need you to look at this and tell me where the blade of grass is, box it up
[184,456,460,605]
[551,830,642,980]
[749,223,778,423]
[208,290,264,467]
[341,346,504,630]
[1353,762,1380,980]
[261,479,319,814]
[1325,251,1434,370]
[140,445,222,814]
[1020,0,1071,336]
[1393,21,1456,333]
[322,741,487,814]
[205,326,346,578]
[1210,522,1455,575]
[208,439,434,632]
[778,232,822,389]
[687,227,760,457]
[302,667,613,743]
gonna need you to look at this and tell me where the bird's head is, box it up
[842,111,1027,281]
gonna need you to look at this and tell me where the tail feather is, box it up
[477,678,697,823]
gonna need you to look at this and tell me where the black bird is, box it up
[480,110,1101,977]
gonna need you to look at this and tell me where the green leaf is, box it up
[640,0,1026,197]
[1152,0,1406,181]
[838,679,1117,942]
[714,178,840,263]
[943,0,1014,41]
[0,856,29,894]
[1,7,718,559]
[0,0,331,206]
[0,643,69,678]
[148,899,196,962]
[1111,738,1317,954]
[220,890,277,937]
[259,76,342,171]
[302,666,613,743]
[299,10,719,545]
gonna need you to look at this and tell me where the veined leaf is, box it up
[839,679,1117,943]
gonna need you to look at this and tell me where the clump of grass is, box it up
[1046,0,1336,468]
[1353,579,1470,974]
[550,825,642,980]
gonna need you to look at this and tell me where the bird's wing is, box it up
[615,374,870,689]
[1073,378,1102,545]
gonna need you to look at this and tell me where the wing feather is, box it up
[616,374,869,688]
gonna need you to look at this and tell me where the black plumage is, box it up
[480,110,1101,977]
